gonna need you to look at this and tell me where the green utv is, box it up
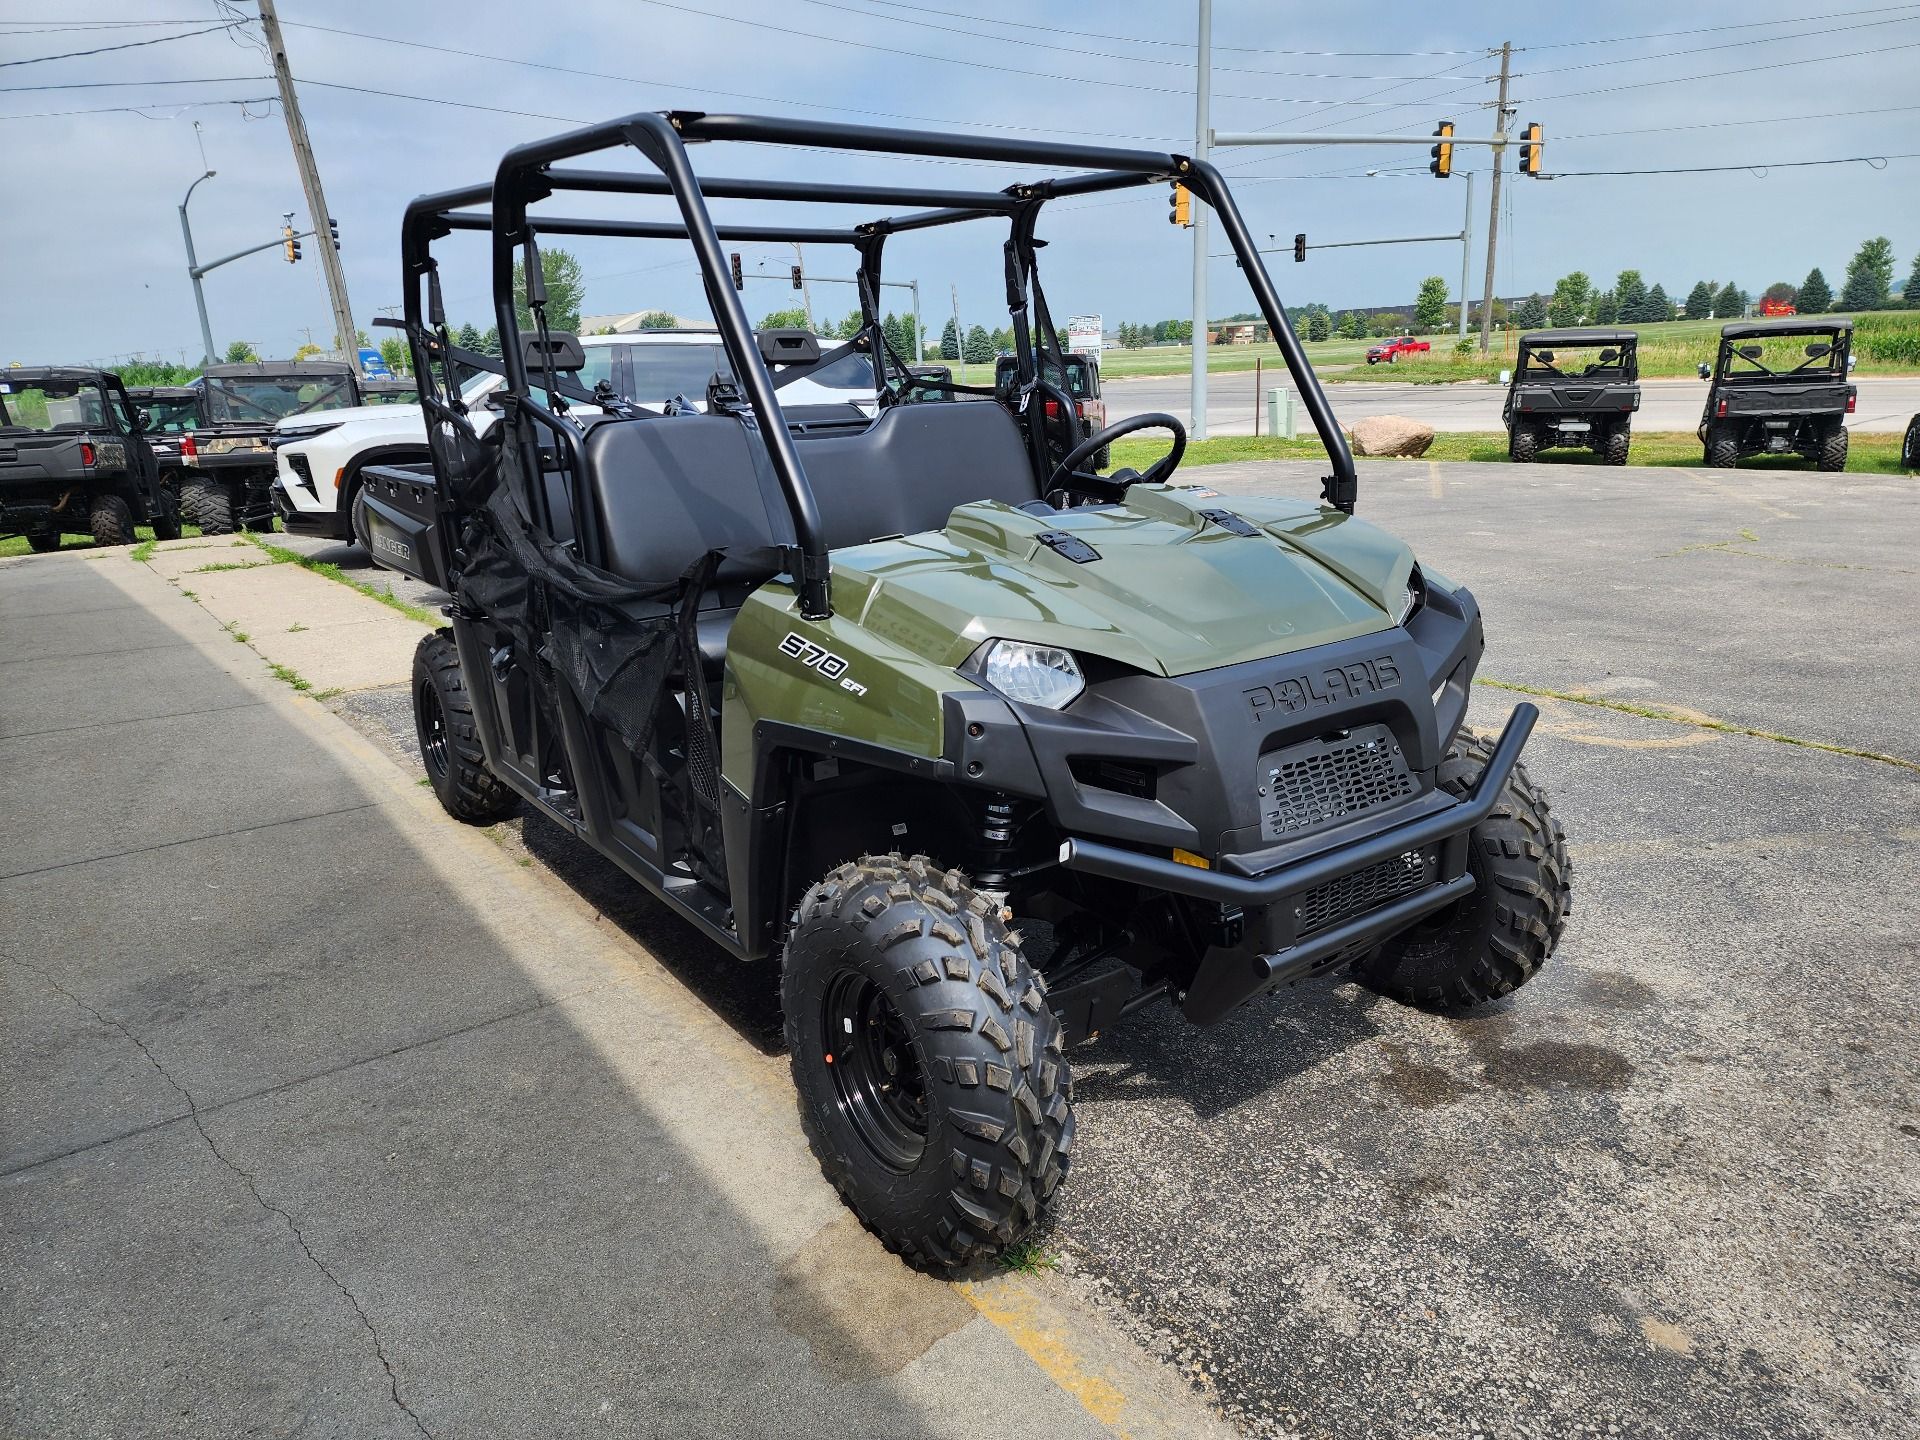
[370,111,1571,1271]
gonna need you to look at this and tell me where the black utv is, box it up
[365,109,1571,1272]
[2,368,180,550]
[1503,329,1639,464]
[162,361,365,532]
[1698,318,1855,470]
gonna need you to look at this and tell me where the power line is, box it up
[1519,1,1920,49]
[1517,9,1920,78]
[1549,152,1917,178]
[0,96,277,120]
[1556,102,1920,142]
[280,18,1186,144]
[629,0,1459,104]
[0,76,271,93]
[0,19,243,67]
[1519,35,1920,102]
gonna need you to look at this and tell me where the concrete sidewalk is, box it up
[0,549,1226,1439]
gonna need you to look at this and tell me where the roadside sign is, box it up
[358,347,393,379]
[1066,313,1103,358]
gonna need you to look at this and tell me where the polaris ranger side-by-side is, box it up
[1698,318,1855,471]
[2,368,180,549]
[1504,329,1640,464]
[161,361,364,533]
[368,111,1572,1270]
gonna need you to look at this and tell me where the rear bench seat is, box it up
[579,402,1041,671]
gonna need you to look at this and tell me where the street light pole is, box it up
[1458,171,1474,341]
[179,170,219,365]
[1190,0,1212,442]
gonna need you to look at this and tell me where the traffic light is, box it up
[1293,233,1307,263]
[1517,121,1543,177]
[790,264,803,291]
[1168,181,1191,227]
[1429,120,1454,179]
[730,252,744,291]
[327,217,340,250]
[282,223,301,264]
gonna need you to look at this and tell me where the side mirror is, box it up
[1803,342,1831,358]
[1597,349,1618,364]
[1535,350,1553,363]
[1847,353,1857,370]
[1697,362,1711,380]
[136,408,152,430]
[1738,344,1763,360]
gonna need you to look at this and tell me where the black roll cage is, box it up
[398,109,1359,621]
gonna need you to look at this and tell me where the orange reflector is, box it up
[823,1053,834,1064]
[1172,848,1210,869]
[333,467,346,490]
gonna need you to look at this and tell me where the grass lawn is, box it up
[0,523,207,559]
[1109,429,1917,475]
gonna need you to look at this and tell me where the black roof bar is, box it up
[545,167,1028,213]
[439,211,860,246]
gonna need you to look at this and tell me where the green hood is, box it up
[824,483,1417,677]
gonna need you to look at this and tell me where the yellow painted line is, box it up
[957,1280,1127,1429]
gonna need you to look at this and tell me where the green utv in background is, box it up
[366,110,1572,1271]
[2,367,180,549]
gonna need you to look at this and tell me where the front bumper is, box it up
[1061,703,1536,1023]
[273,483,348,538]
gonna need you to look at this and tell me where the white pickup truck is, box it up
[272,328,878,545]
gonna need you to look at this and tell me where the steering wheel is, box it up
[1045,411,1188,495]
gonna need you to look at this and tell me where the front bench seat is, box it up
[581,401,1041,676]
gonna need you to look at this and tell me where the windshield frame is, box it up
[202,372,360,424]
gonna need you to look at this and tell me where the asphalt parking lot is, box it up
[7,457,1918,1438]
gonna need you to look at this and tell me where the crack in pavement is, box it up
[0,800,380,882]
[3,952,434,1439]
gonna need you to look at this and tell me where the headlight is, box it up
[975,639,1084,709]
[1396,566,1426,626]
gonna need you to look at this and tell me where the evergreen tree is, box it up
[1645,284,1671,322]
[962,324,993,364]
[478,327,501,358]
[1592,291,1618,324]
[1548,271,1591,327]
[1713,282,1744,319]
[456,322,483,352]
[1838,236,1895,311]
[1904,250,1920,307]
[1514,293,1548,329]
[938,317,960,360]
[1414,276,1449,332]
[1613,270,1649,323]
[1307,310,1331,342]
[1798,267,1832,314]
[1683,281,1714,320]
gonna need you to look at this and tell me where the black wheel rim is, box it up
[821,970,929,1171]
[417,678,450,778]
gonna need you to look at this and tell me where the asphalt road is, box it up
[1103,372,1920,438]
[314,458,1918,1438]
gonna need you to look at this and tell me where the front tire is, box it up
[178,475,234,534]
[1353,731,1571,1011]
[784,855,1073,1272]
[149,486,183,541]
[1508,423,1538,463]
[88,494,133,547]
[413,628,517,824]
[1816,421,1848,473]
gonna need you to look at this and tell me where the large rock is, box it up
[1349,414,1435,458]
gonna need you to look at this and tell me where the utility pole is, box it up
[1477,42,1512,354]
[909,279,924,362]
[1190,0,1212,440]
[257,0,356,359]
[1458,171,1475,341]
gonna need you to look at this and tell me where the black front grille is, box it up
[1258,724,1416,841]
[288,453,313,486]
[1296,849,1430,936]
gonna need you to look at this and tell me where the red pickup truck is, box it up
[1365,335,1431,365]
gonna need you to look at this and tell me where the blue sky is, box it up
[3,1,1917,363]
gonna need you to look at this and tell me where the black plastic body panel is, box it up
[355,462,451,590]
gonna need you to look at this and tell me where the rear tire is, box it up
[178,475,234,534]
[1603,423,1631,466]
[1507,423,1538,463]
[1816,422,1848,473]
[27,528,61,553]
[784,855,1073,1273]
[1353,731,1570,1011]
[1706,427,1739,468]
[413,628,517,824]
[88,494,133,547]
